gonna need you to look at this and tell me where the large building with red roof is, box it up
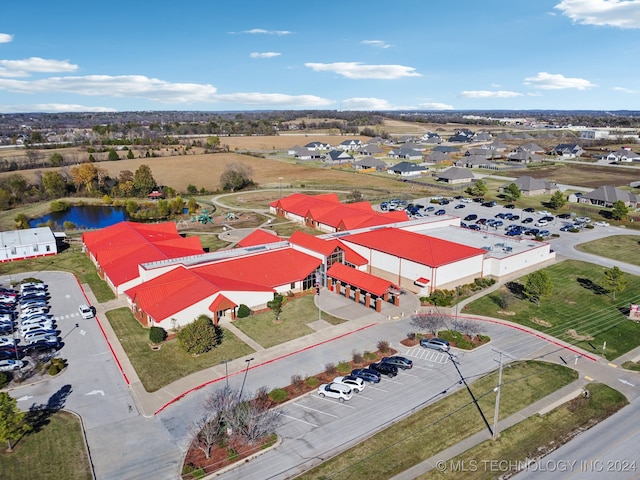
[270,193,409,232]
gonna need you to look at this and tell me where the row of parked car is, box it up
[316,338,452,402]
[0,282,61,369]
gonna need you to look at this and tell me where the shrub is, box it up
[237,304,252,318]
[291,374,304,390]
[149,326,167,344]
[406,332,416,341]
[177,315,222,354]
[49,364,60,376]
[50,357,67,369]
[0,371,8,388]
[227,448,239,461]
[336,361,352,374]
[324,362,337,375]
[268,388,288,403]
[305,376,320,388]
[455,337,474,350]
[376,340,390,353]
[477,334,491,343]
[352,351,363,365]
[363,351,377,362]
[50,200,69,212]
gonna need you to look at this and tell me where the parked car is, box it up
[434,209,446,216]
[454,204,465,209]
[534,220,548,227]
[381,356,413,370]
[25,333,58,345]
[522,217,534,224]
[79,304,95,319]
[557,213,572,219]
[23,340,58,354]
[510,215,520,221]
[19,282,47,292]
[593,221,610,227]
[0,348,24,360]
[368,362,398,378]
[468,224,481,231]
[464,214,478,221]
[0,336,16,347]
[473,197,485,203]
[504,204,515,209]
[523,207,535,213]
[538,230,551,237]
[333,375,366,392]
[317,382,353,402]
[350,368,381,384]
[420,337,451,352]
[425,206,435,212]
[0,359,24,372]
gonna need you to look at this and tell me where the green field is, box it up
[0,411,92,480]
[465,260,640,359]
[576,235,640,267]
[232,294,345,349]
[106,307,255,392]
[297,361,578,480]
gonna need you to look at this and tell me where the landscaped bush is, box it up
[406,332,416,341]
[149,326,167,344]
[324,362,337,375]
[305,376,320,387]
[363,351,377,362]
[0,371,8,388]
[49,364,61,376]
[377,340,390,353]
[237,304,252,318]
[477,334,491,343]
[352,351,363,364]
[268,388,288,403]
[336,361,352,374]
[291,374,304,390]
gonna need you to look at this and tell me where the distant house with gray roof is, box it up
[605,148,640,163]
[288,145,322,160]
[506,150,546,163]
[387,161,427,176]
[304,141,331,151]
[423,151,449,163]
[456,154,498,169]
[437,167,474,184]
[354,157,387,171]
[578,185,639,208]
[357,144,384,156]
[499,175,558,196]
[552,143,583,158]
[337,139,362,151]
[324,150,354,164]
[387,148,423,160]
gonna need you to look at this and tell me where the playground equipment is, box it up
[191,208,214,224]
[226,212,237,221]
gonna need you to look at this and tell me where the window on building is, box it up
[46,245,51,252]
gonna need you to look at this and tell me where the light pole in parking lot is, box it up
[240,357,254,399]
[221,358,231,390]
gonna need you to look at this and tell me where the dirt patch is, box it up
[566,329,594,341]
[498,310,516,316]
[531,317,553,328]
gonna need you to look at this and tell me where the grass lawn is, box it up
[106,307,255,392]
[576,235,640,267]
[421,383,628,479]
[0,247,115,302]
[297,361,578,480]
[233,294,345,349]
[465,260,640,360]
[0,411,92,480]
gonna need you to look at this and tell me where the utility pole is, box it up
[447,351,493,438]
[316,284,322,321]
[492,348,515,440]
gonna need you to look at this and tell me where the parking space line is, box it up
[293,403,339,418]
[412,364,435,370]
[366,385,388,392]
[277,412,318,427]
[316,396,356,408]
[354,394,374,401]
[383,379,404,385]
[400,372,418,378]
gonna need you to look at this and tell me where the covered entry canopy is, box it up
[327,263,398,297]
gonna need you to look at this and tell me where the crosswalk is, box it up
[404,346,451,364]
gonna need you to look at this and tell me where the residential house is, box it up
[499,176,558,196]
[324,150,354,164]
[357,144,384,156]
[433,145,461,154]
[0,227,58,263]
[353,157,387,171]
[578,186,639,208]
[387,147,423,161]
[437,167,475,185]
[288,145,322,160]
[605,148,640,163]
[423,151,450,164]
[304,141,331,151]
[420,132,442,144]
[387,161,427,176]
[551,143,584,158]
[337,139,363,151]
[448,129,475,143]
[456,154,498,169]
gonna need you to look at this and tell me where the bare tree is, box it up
[410,313,448,335]
[191,415,222,460]
[451,318,482,338]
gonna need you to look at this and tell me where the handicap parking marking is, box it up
[292,402,339,418]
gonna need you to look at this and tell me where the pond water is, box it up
[29,205,130,229]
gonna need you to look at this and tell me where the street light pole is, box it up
[491,348,515,440]
[221,358,231,390]
[240,357,254,398]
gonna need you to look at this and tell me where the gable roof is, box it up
[388,161,427,173]
[582,185,639,204]
[438,166,474,181]
[327,263,397,297]
[237,229,282,247]
[289,231,367,266]
[503,175,555,192]
[341,227,486,267]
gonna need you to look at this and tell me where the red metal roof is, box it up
[327,263,396,297]
[342,227,486,267]
[237,229,282,247]
[289,231,367,266]
[209,294,236,313]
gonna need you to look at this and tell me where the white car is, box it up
[20,323,55,336]
[20,308,49,319]
[317,382,353,402]
[536,210,551,216]
[575,216,591,224]
[534,220,548,227]
[25,333,58,345]
[79,304,94,319]
[0,336,16,347]
[593,221,610,227]
[333,375,366,393]
[0,359,24,371]
[20,282,47,292]
[21,316,53,326]
[460,197,473,203]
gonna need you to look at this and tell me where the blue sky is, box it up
[2,0,640,113]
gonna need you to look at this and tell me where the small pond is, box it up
[29,205,130,229]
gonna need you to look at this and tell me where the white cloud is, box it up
[555,0,640,28]
[32,103,117,112]
[361,40,391,49]
[0,57,79,78]
[233,28,292,35]
[213,92,333,107]
[524,72,596,89]
[459,90,524,98]
[305,62,421,79]
[612,86,638,93]
[250,52,281,58]
[0,33,13,44]
[342,97,400,110]
[418,102,454,110]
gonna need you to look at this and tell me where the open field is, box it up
[106,307,255,392]
[575,235,640,266]
[465,259,640,360]
[297,361,578,480]
[0,410,92,480]
[422,383,627,480]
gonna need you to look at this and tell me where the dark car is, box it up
[369,362,398,378]
[23,340,58,355]
[0,346,25,360]
[504,204,516,209]
[557,213,572,219]
[481,202,494,207]
[350,368,381,384]
[454,204,465,209]
[473,197,485,203]
[523,207,535,213]
[439,199,450,205]
[510,215,520,221]
[468,224,481,231]
[381,356,413,370]
[464,214,478,221]
[522,217,534,224]
[435,209,446,216]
